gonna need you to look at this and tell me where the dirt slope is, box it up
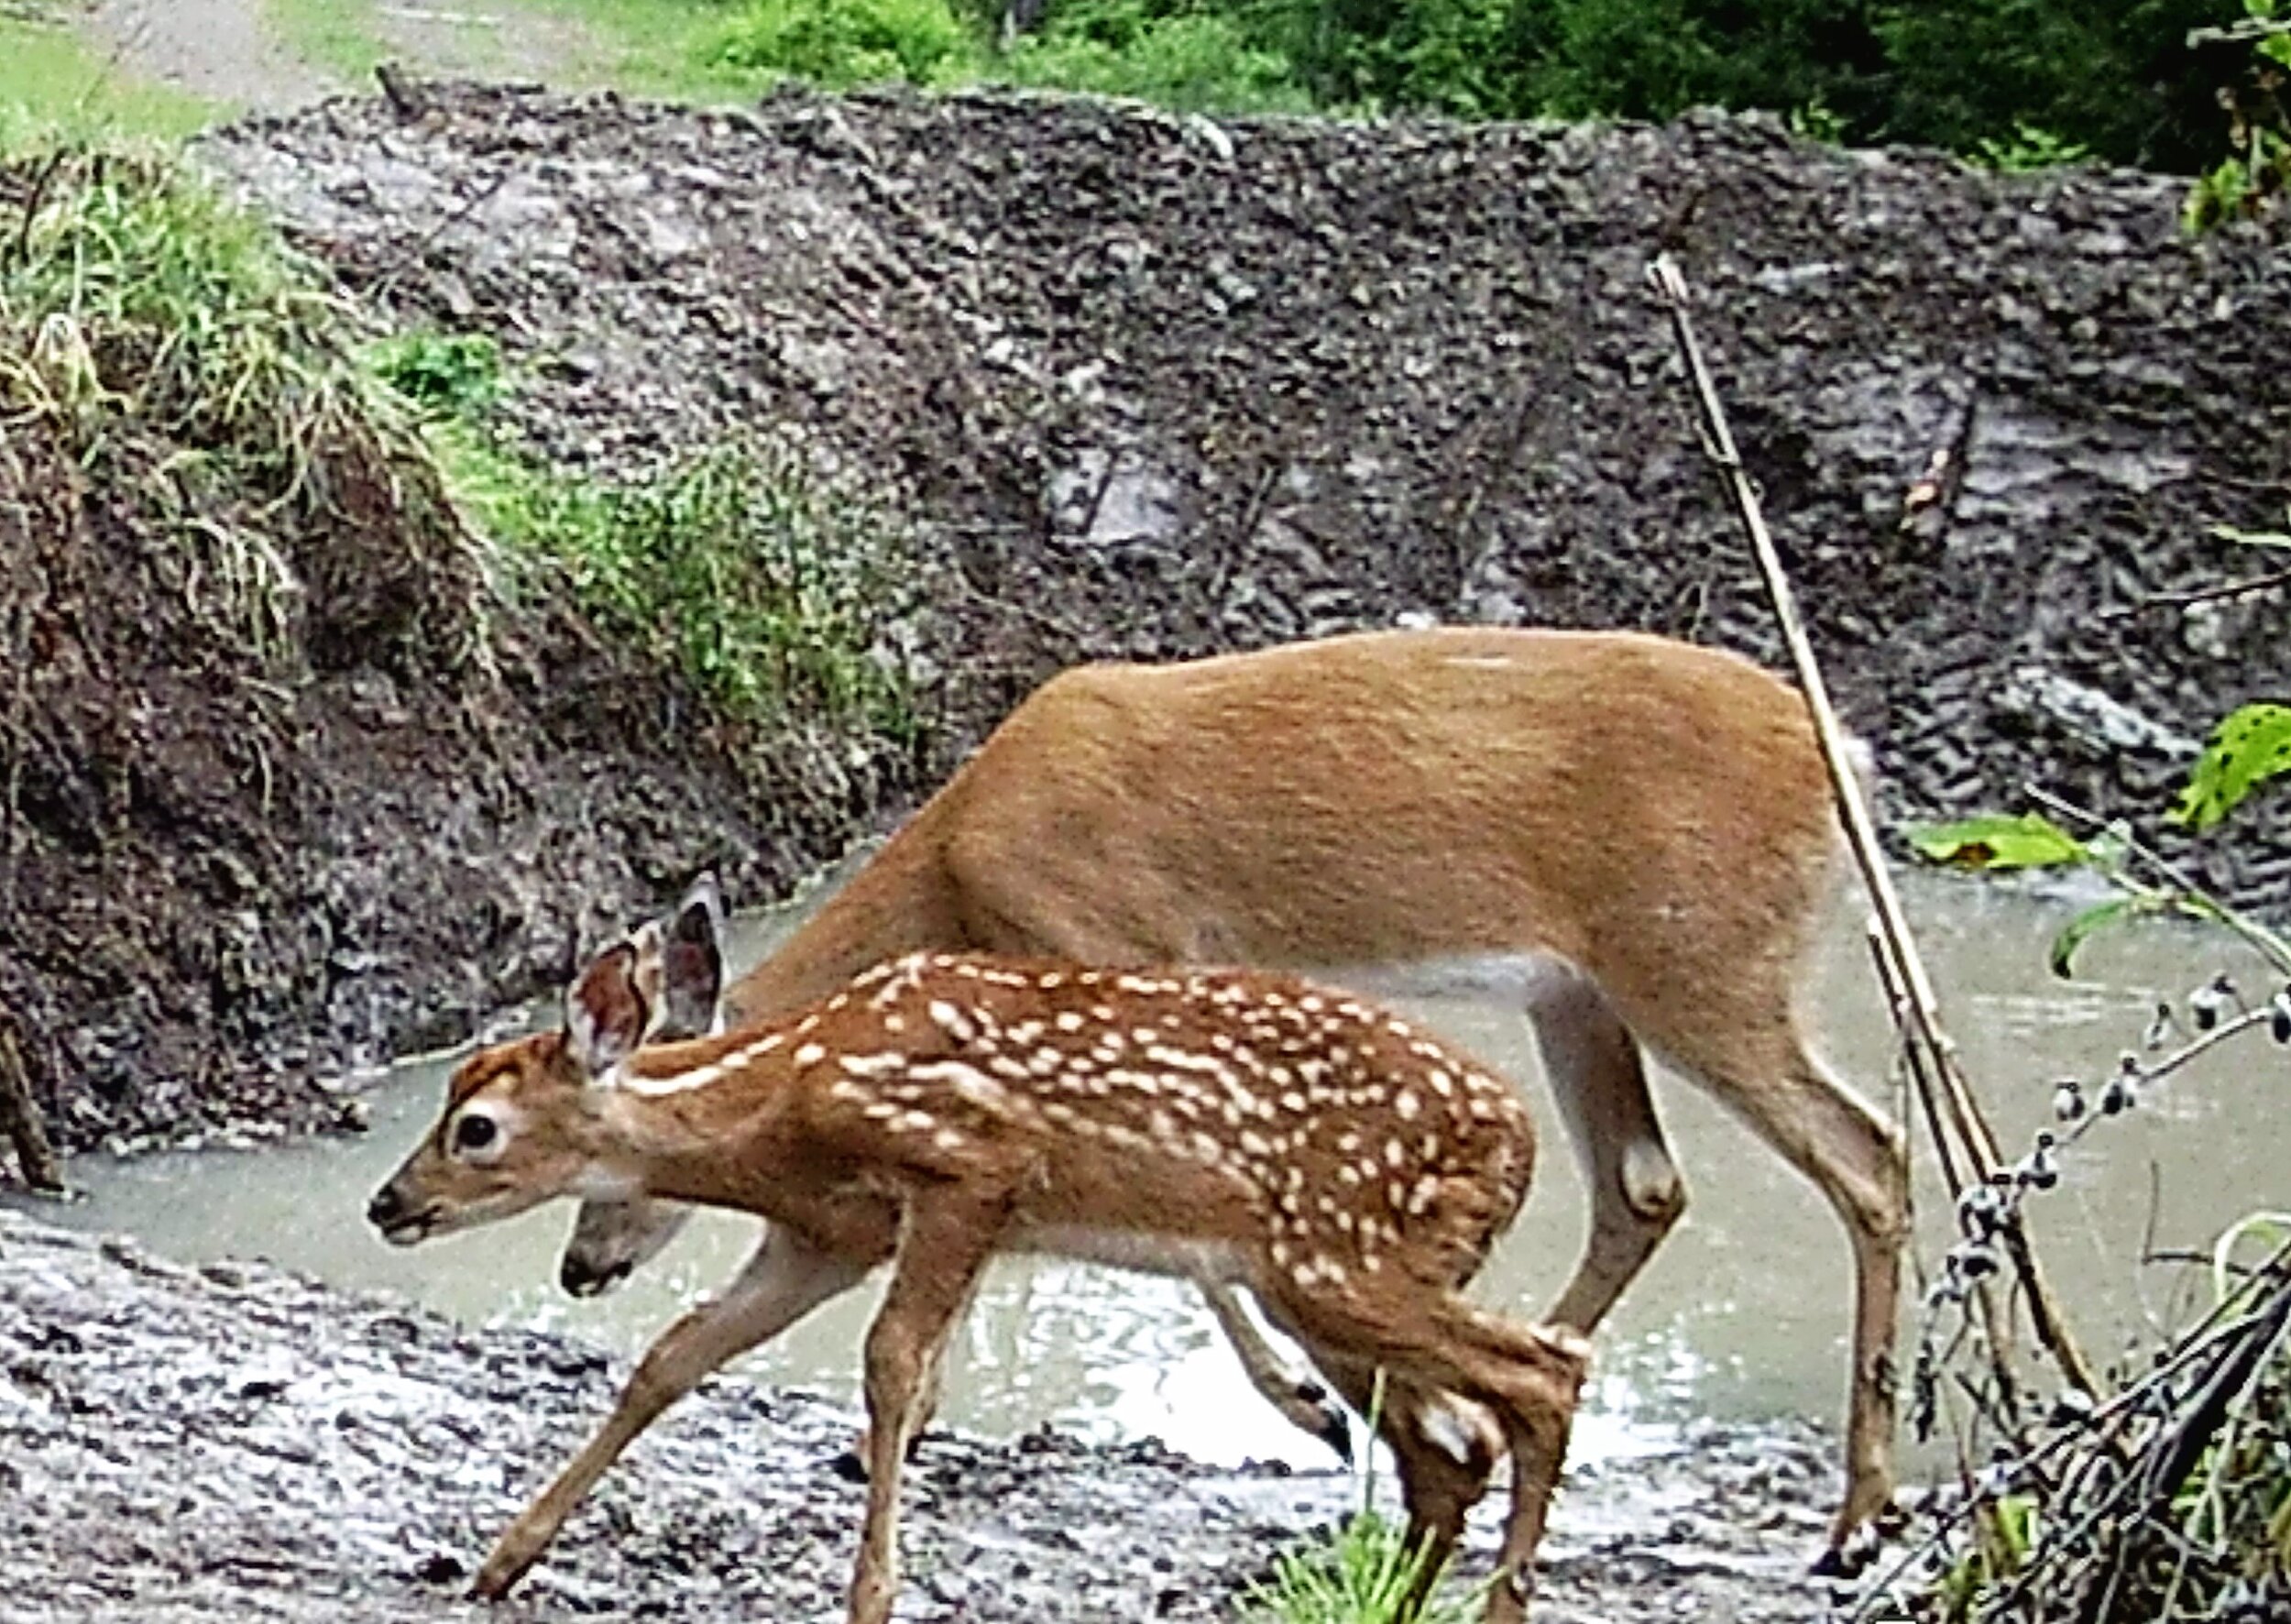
[206,80,2291,894]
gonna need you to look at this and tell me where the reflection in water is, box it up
[19,871,2287,1473]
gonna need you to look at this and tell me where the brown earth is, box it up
[4,78,2289,1174]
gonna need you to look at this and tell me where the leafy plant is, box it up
[2173,704,2291,833]
[1909,696,2291,977]
[708,0,980,88]
[2184,0,2291,231]
[365,331,504,422]
[1889,552,2291,1620]
[1971,122,2095,170]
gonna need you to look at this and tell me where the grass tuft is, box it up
[371,330,921,740]
[1237,1508,1485,1624]
[1,140,489,671]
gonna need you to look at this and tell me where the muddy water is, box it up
[21,869,2287,1474]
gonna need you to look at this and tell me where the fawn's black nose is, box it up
[367,1184,409,1233]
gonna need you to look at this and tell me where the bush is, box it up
[708,0,981,88]
[996,1,1316,114]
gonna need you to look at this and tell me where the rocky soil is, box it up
[0,1211,1838,1622]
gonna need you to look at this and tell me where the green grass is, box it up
[1236,1509,1485,1624]
[371,330,920,739]
[0,16,221,143]
[2,144,487,669]
[490,0,778,100]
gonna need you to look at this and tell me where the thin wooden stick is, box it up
[1647,253,2098,1394]
[0,1018,63,1193]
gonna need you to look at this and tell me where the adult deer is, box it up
[562,625,1907,1564]
[370,933,1589,1624]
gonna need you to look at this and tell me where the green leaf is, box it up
[2208,520,2291,551]
[2169,704,2291,831]
[2048,895,2150,977]
[1908,813,2090,871]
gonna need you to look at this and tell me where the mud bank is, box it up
[0,1211,1835,1621]
[6,80,2289,1172]
[203,79,2291,884]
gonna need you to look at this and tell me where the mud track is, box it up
[0,1213,1837,1623]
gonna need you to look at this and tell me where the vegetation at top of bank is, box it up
[0,139,487,674]
[676,0,2291,180]
[2,132,922,749]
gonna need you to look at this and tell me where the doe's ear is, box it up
[657,873,728,1041]
[565,927,661,1077]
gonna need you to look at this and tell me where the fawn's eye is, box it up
[451,1112,500,1158]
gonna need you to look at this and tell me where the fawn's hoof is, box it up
[1295,1382,1354,1465]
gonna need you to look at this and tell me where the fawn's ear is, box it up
[658,874,727,1041]
[565,927,662,1077]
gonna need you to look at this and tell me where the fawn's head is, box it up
[367,908,682,1247]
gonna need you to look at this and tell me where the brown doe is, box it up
[370,935,1588,1624]
[552,624,1906,1565]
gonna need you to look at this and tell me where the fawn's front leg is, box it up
[849,1190,1008,1624]
[474,1228,868,1599]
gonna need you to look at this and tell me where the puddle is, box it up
[19,869,2287,1474]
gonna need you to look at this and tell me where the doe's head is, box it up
[559,876,729,1296]
[366,921,668,1248]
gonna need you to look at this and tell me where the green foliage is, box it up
[1235,1509,1479,1624]
[708,0,981,88]
[1935,1494,2040,1619]
[996,1,1314,114]
[2183,0,2291,229]
[2170,703,2291,832]
[1788,96,1850,143]
[1906,812,2094,872]
[0,143,480,666]
[1909,695,2291,978]
[412,412,919,738]
[1970,123,2096,170]
[641,0,2273,179]
[365,331,504,420]
[1875,0,2226,171]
